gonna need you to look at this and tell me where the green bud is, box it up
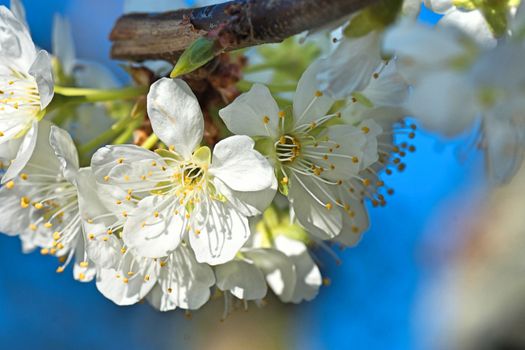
[170,37,221,78]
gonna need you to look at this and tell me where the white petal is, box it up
[91,144,163,191]
[29,50,54,109]
[215,260,268,300]
[484,104,525,185]
[10,0,28,29]
[407,71,478,136]
[146,284,178,311]
[213,175,277,217]
[210,135,275,192]
[0,6,36,72]
[52,14,76,75]
[383,20,468,83]
[293,61,334,125]
[49,125,79,183]
[96,257,157,306]
[1,120,38,183]
[244,248,296,303]
[273,235,322,303]
[73,240,96,283]
[123,196,184,258]
[147,78,203,158]
[219,84,280,138]
[317,32,382,99]
[288,174,342,239]
[0,186,31,236]
[190,200,250,265]
[439,10,496,49]
[72,60,120,89]
[156,246,215,309]
[423,0,453,13]
[361,61,409,108]
[312,125,366,181]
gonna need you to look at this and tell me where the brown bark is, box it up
[110,0,377,62]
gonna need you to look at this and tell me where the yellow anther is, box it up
[323,277,331,286]
[107,229,113,235]
[153,211,160,218]
[185,213,191,219]
[0,131,4,137]
[361,126,370,134]
[79,261,89,268]
[40,248,49,255]
[49,248,57,255]
[20,196,30,208]
[281,177,289,185]
[88,234,95,240]
[34,202,43,210]
[262,115,270,124]
[56,266,65,273]
[78,273,86,280]
[123,175,130,181]
[279,136,286,144]
[5,180,14,189]
[323,155,328,160]
[20,173,28,180]
[56,243,64,250]
[44,222,53,228]
[278,111,286,119]
[362,178,371,186]
[160,261,167,267]
[122,211,128,218]
[103,176,110,182]
[373,72,379,79]
[127,271,134,276]
[116,200,122,205]
[315,90,323,97]
[310,122,317,129]
[325,203,333,210]
[329,164,335,170]
[102,236,109,242]
[122,278,129,284]
[144,275,150,282]
[53,232,61,240]
[195,229,201,235]
[151,161,157,167]
[169,145,175,151]
[29,224,37,231]
[117,158,124,164]
[120,247,127,254]
[167,288,173,293]
[352,156,359,164]
[126,195,132,201]
[140,175,146,181]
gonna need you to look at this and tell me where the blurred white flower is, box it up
[384,10,525,184]
[91,78,276,265]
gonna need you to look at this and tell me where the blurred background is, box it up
[1,1,522,349]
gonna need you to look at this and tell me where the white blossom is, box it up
[0,3,54,182]
[91,78,276,265]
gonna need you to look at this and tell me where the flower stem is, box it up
[141,134,159,149]
[54,85,149,103]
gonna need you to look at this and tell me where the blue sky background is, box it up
[0,1,486,349]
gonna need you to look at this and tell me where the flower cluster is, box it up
[384,1,525,184]
[0,0,418,314]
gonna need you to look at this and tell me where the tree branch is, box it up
[110,0,377,62]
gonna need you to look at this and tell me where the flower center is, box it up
[275,134,301,163]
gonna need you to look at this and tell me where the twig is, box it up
[110,0,377,62]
